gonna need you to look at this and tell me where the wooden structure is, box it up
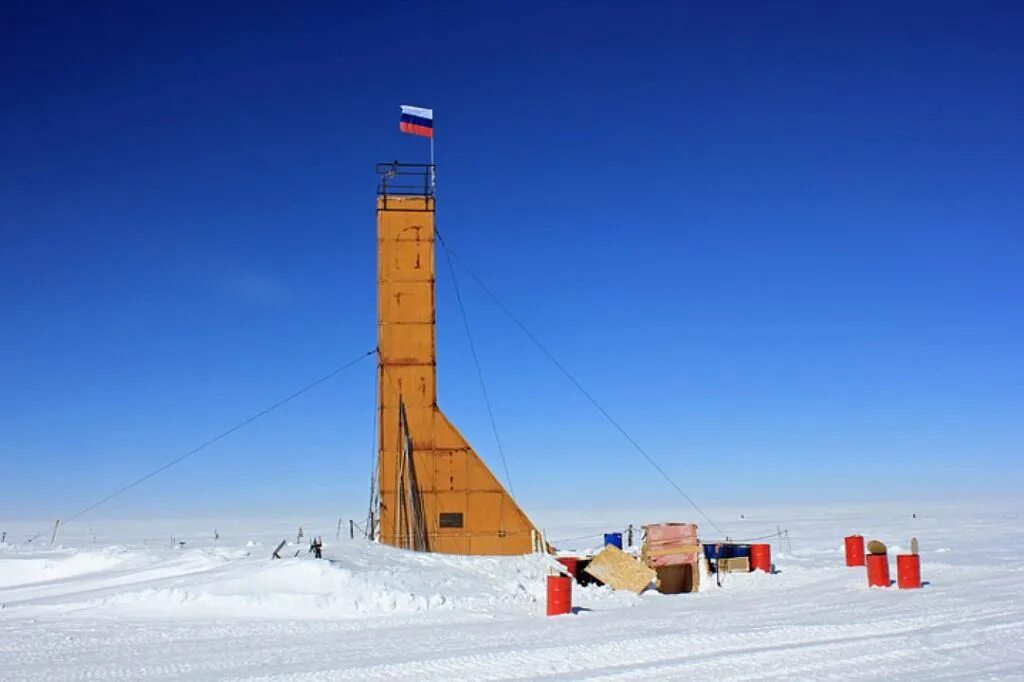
[717,557,750,573]
[654,564,699,594]
[642,523,701,593]
[375,163,540,555]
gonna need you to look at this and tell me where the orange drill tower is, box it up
[375,162,540,555]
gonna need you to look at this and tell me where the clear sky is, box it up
[2,2,1021,523]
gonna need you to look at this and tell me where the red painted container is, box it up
[556,557,579,579]
[546,575,572,616]
[750,543,771,572]
[845,535,866,566]
[897,554,921,589]
[866,553,890,587]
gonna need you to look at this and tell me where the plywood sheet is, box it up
[583,546,656,594]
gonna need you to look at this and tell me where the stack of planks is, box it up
[642,523,701,594]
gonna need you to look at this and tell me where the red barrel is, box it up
[556,557,579,579]
[866,553,890,587]
[897,554,921,589]
[750,543,771,572]
[845,535,866,567]
[546,575,572,616]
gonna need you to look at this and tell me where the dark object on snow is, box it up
[310,536,323,559]
[271,539,287,559]
[574,558,604,587]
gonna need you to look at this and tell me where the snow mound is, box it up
[2,541,630,619]
[0,546,149,588]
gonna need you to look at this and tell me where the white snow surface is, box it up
[1,503,1022,680]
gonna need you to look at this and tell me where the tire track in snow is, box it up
[237,607,1024,681]
[4,601,1021,680]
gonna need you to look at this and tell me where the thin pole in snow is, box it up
[429,133,435,194]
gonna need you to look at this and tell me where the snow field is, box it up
[1,503,1022,680]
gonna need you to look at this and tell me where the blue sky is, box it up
[2,2,1021,523]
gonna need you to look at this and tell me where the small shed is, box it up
[642,523,700,593]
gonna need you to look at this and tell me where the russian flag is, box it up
[399,105,433,138]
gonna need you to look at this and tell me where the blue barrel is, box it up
[703,543,721,559]
[723,544,751,559]
[604,532,623,549]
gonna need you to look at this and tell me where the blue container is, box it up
[604,532,623,549]
[723,544,751,559]
[703,543,721,559]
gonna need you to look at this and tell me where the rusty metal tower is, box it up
[375,163,540,555]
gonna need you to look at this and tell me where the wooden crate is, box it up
[642,523,700,568]
[717,557,750,573]
[655,563,699,594]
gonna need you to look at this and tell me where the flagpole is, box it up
[429,133,435,194]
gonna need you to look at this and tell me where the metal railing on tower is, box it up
[376,162,435,199]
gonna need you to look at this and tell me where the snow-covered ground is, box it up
[2,503,1022,680]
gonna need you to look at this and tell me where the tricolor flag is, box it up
[399,105,434,138]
